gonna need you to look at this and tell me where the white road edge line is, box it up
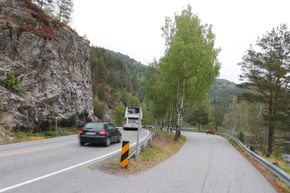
[0,130,150,193]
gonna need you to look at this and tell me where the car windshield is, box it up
[84,123,104,130]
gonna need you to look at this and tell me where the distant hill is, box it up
[105,49,147,79]
[89,46,146,120]
[209,79,245,112]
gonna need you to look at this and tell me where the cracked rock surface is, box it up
[0,0,93,137]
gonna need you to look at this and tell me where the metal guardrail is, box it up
[128,127,157,159]
[217,132,290,186]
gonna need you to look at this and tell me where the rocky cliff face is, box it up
[0,0,93,139]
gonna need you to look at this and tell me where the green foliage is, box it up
[143,109,155,125]
[157,5,220,140]
[127,95,141,107]
[273,147,284,160]
[114,103,125,126]
[238,131,245,143]
[211,107,224,131]
[94,104,105,120]
[2,70,20,92]
[89,46,145,121]
[14,128,77,142]
[186,105,209,129]
[90,46,142,96]
[105,49,147,79]
[210,79,245,112]
[239,24,290,155]
[55,0,73,23]
[92,96,105,120]
[206,122,215,131]
[143,61,170,124]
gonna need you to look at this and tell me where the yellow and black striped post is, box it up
[120,141,130,168]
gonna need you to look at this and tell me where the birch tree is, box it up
[159,5,220,141]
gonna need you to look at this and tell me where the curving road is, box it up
[0,128,148,193]
[0,131,277,193]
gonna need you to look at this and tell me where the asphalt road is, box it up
[0,131,277,193]
[0,128,148,193]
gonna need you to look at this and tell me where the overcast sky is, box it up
[72,0,290,83]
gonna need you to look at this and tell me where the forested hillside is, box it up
[209,79,244,112]
[89,46,146,122]
[105,49,147,79]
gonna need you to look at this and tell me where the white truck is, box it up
[123,107,142,130]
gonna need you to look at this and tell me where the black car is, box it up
[79,122,122,146]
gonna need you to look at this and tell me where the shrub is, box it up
[2,71,20,92]
[114,103,125,126]
[94,104,105,120]
[273,147,284,159]
[93,96,105,120]
[238,131,245,143]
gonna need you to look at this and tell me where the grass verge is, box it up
[262,155,290,175]
[95,130,186,175]
[1,128,78,144]
[228,139,290,193]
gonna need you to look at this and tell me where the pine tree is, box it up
[55,0,73,24]
[32,0,53,9]
[239,24,290,156]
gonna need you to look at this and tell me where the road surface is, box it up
[0,131,277,193]
[0,128,148,193]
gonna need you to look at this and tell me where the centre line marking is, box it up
[0,130,149,193]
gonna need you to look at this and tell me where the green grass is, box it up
[12,128,78,143]
[141,146,162,161]
[138,130,186,163]
[280,165,290,174]
[100,129,186,174]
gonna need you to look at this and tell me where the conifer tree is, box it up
[32,0,53,9]
[239,24,290,156]
[55,0,73,24]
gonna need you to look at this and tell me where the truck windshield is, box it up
[128,107,139,114]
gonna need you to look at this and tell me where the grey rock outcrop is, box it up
[0,0,93,136]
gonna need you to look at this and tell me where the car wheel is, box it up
[117,135,121,143]
[80,141,85,146]
[105,138,111,147]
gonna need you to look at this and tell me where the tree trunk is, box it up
[266,90,274,157]
[167,105,173,131]
[174,80,185,141]
[160,119,165,130]
[174,98,183,141]
[267,125,274,157]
